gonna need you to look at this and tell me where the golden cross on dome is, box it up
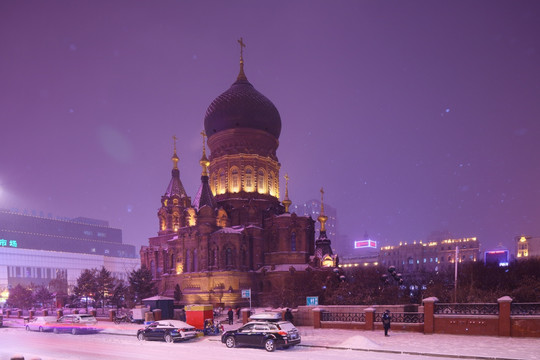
[173,135,178,152]
[320,187,325,214]
[200,130,207,149]
[238,37,246,60]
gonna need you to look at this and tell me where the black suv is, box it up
[221,320,301,352]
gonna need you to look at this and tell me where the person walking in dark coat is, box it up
[236,307,241,320]
[382,310,391,336]
[227,308,234,325]
[284,308,294,323]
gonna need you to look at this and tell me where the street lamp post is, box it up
[454,246,459,303]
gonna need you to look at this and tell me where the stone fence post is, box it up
[498,296,512,337]
[365,307,375,331]
[241,308,251,324]
[312,308,321,329]
[423,297,438,334]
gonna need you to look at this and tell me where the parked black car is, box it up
[221,321,301,352]
[137,320,198,343]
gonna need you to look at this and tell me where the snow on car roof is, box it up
[249,312,282,320]
[155,320,195,329]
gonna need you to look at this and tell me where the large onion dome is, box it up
[204,70,281,139]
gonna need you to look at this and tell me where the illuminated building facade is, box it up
[339,233,379,269]
[484,245,510,266]
[515,235,540,260]
[140,43,333,306]
[0,209,139,296]
[379,237,479,273]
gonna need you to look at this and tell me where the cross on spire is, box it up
[236,37,247,81]
[171,135,179,170]
[173,135,178,153]
[238,37,246,61]
[200,130,207,153]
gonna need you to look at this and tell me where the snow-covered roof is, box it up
[142,295,174,301]
[257,263,313,272]
[213,225,245,234]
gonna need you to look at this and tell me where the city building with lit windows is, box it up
[378,237,479,273]
[0,209,139,297]
[339,233,379,269]
[515,235,540,260]
[140,43,336,306]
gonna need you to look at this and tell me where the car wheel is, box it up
[53,328,59,334]
[264,339,275,352]
[164,333,173,343]
[39,326,43,332]
[25,325,30,331]
[137,332,145,341]
[71,328,78,335]
[225,336,236,348]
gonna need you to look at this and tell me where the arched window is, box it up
[172,212,180,231]
[210,248,218,267]
[226,248,233,267]
[170,253,175,272]
[291,232,297,251]
[241,248,247,266]
[219,170,226,194]
[230,167,240,193]
[244,167,254,192]
[212,173,218,195]
[193,249,198,272]
[159,216,166,231]
[185,250,191,273]
[163,253,168,273]
[257,169,266,193]
[150,260,156,278]
[268,172,274,196]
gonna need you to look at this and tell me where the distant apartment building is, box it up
[379,237,480,273]
[0,209,140,298]
[515,235,540,260]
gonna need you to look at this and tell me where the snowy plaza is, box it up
[1,317,539,360]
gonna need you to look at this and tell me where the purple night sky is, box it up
[1,1,539,254]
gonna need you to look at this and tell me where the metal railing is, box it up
[511,303,540,315]
[320,311,423,323]
[374,312,424,323]
[434,303,498,315]
[321,312,366,322]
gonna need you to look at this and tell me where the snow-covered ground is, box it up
[1,317,539,360]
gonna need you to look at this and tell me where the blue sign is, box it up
[306,296,319,306]
[0,239,17,248]
[241,289,251,298]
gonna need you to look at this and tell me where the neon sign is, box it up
[0,239,18,248]
[354,240,377,249]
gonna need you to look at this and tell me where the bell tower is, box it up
[157,135,191,235]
